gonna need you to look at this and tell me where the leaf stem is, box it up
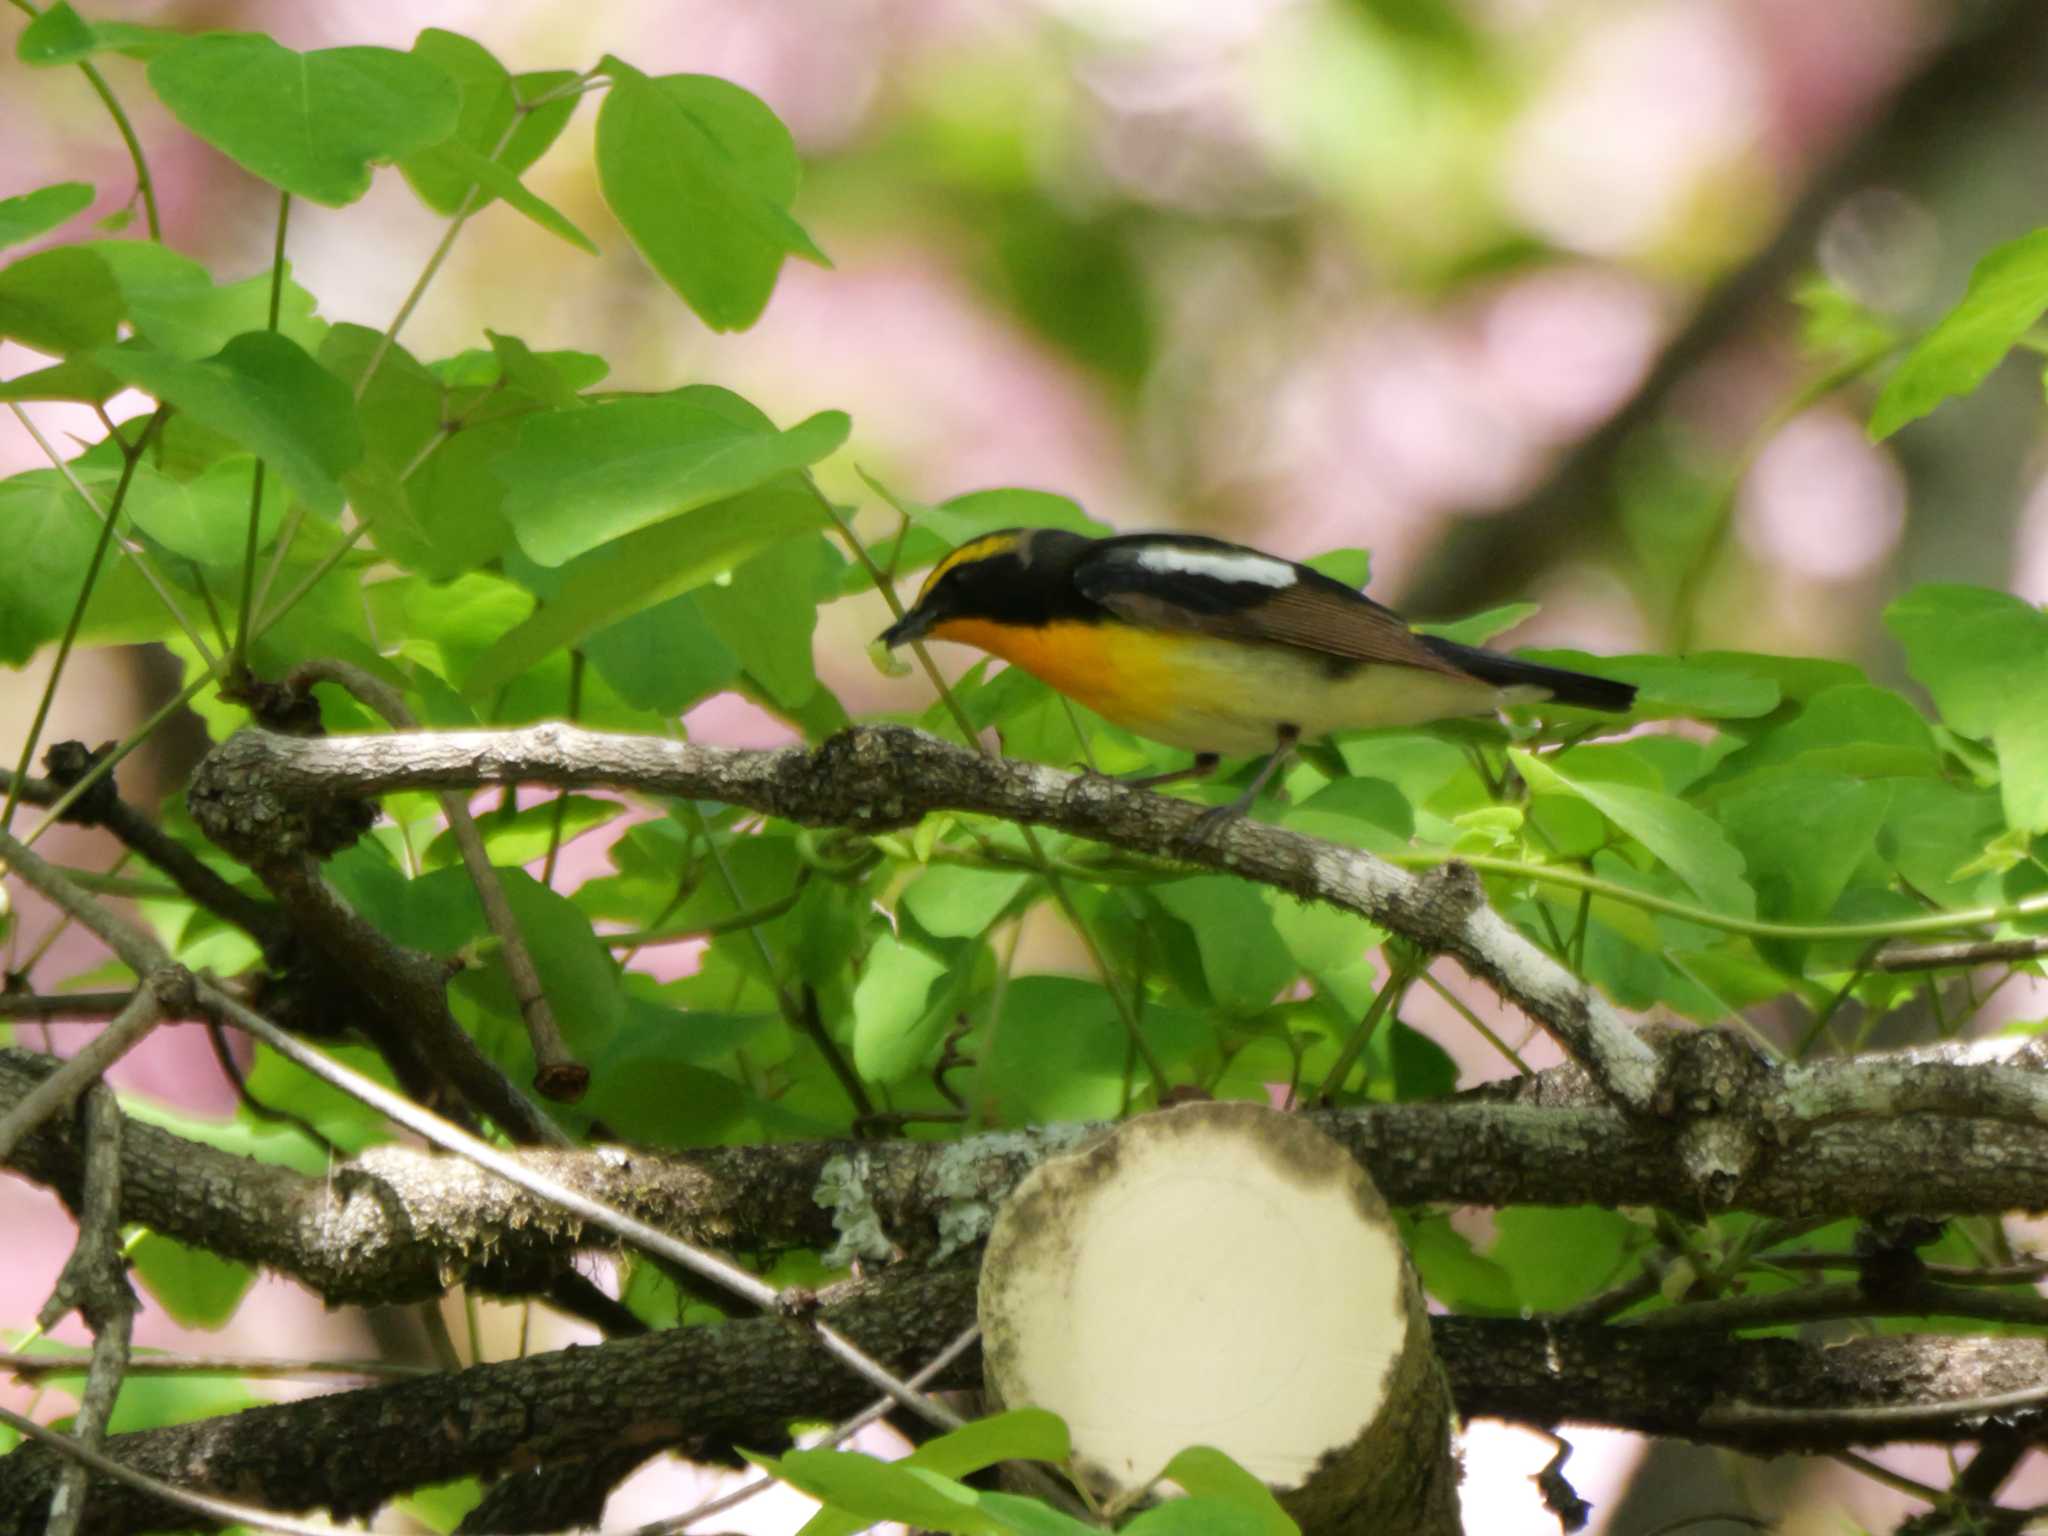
[231,190,291,678]
[0,408,164,835]
[4,0,163,240]
[538,650,583,888]
[1432,851,2048,945]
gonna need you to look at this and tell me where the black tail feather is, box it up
[1420,636,1637,713]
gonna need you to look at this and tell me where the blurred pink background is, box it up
[8,1,2048,1529]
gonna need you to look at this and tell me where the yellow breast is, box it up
[928,617,1505,757]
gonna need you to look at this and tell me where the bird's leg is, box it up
[1122,753,1221,791]
[1184,725,1300,841]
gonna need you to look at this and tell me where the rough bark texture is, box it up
[187,723,1665,1113]
[0,1269,980,1536]
[6,1267,2048,1536]
[12,1044,2048,1319]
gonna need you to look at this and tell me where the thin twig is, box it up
[539,651,584,889]
[0,408,168,836]
[1315,957,1418,1105]
[0,1402,341,1536]
[1876,935,2048,972]
[652,1323,983,1535]
[288,659,584,1101]
[231,190,292,677]
[38,1085,137,1536]
[0,982,168,1164]
[0,1351,431,1383]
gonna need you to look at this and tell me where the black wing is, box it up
[1072,535,1473,679]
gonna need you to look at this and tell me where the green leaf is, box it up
[914,1408,1072,1476]
[100,332,362,517]
[15,1,94,64]
[125,455,284,566]
[851,932,950,1082]
[695,532,834,710]
[486,330,585,411]
[1281,777,1413,852]
[86,241,323,360]
[16,2,173,65]
[582,592,740,714]
[0,181,93,249]
[397,417,523,577]
[1402,1210,1517,1312]
[100,1364,261,1435]
[497,395,847,564]
[1414,601,1540,646]
[1153,877,1300,1014]
[1715,774,1890,924]
[1156,1446,1297,1535]
[595,59,827,331]
[1122,1499,1278,1536]
[507,70,584,174]
[798,1408,1076,1536]
[985,976,1130,1122]
[579,1055,750,1148]
[1492,1206,1638,1311]
[1886,585,2048,833]
[0,470,158,664]
[467,481,830,697]
[396,28,516,213]
[1523,653,1779,721]
[0,355,125,403]
[129,1231,254,1329]
[902,865,1034,939]
[964,1493,1103,1535]
[461,870,626,1051]
[422,795,622,871]
[436,143,597,253]
[320,324,443,473]
[0,245,121,354]
[147,33,460,205]
[1871,228,2048,439]
[1514,750,1755,919]
[764,1449,1003,1534]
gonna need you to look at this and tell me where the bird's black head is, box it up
[878,527,1096,645]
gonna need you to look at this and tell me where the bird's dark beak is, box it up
[879,606,935,648]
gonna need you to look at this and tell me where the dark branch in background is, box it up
[6,1264,2048,1536]
[34,1086,137,1536]
[0,1268,976,1536]
[286,661,585,1102]
[0,748,528,1140]
[188,723,1667,1115]
[1399,0,2043,622]
[2,750,285,950]
[11,1037,2048,1312]
[0,976,174,1164]
[1876,935,2048,972]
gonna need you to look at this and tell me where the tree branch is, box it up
[187,723,1666,1114]
[10,1036,2048,1312]
[6,1266,2048,1536]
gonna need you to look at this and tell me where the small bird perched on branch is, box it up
[879,528,1637,821]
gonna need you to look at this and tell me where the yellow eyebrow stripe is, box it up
[919,532,1024,600]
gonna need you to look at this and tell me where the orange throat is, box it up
[926,617,1183,729]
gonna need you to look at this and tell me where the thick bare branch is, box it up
[188,723,1665,1113]
[5,1266,2048,1536]
[10,1039,2048,1312]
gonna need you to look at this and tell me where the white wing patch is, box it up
[1132,545,1296,588]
